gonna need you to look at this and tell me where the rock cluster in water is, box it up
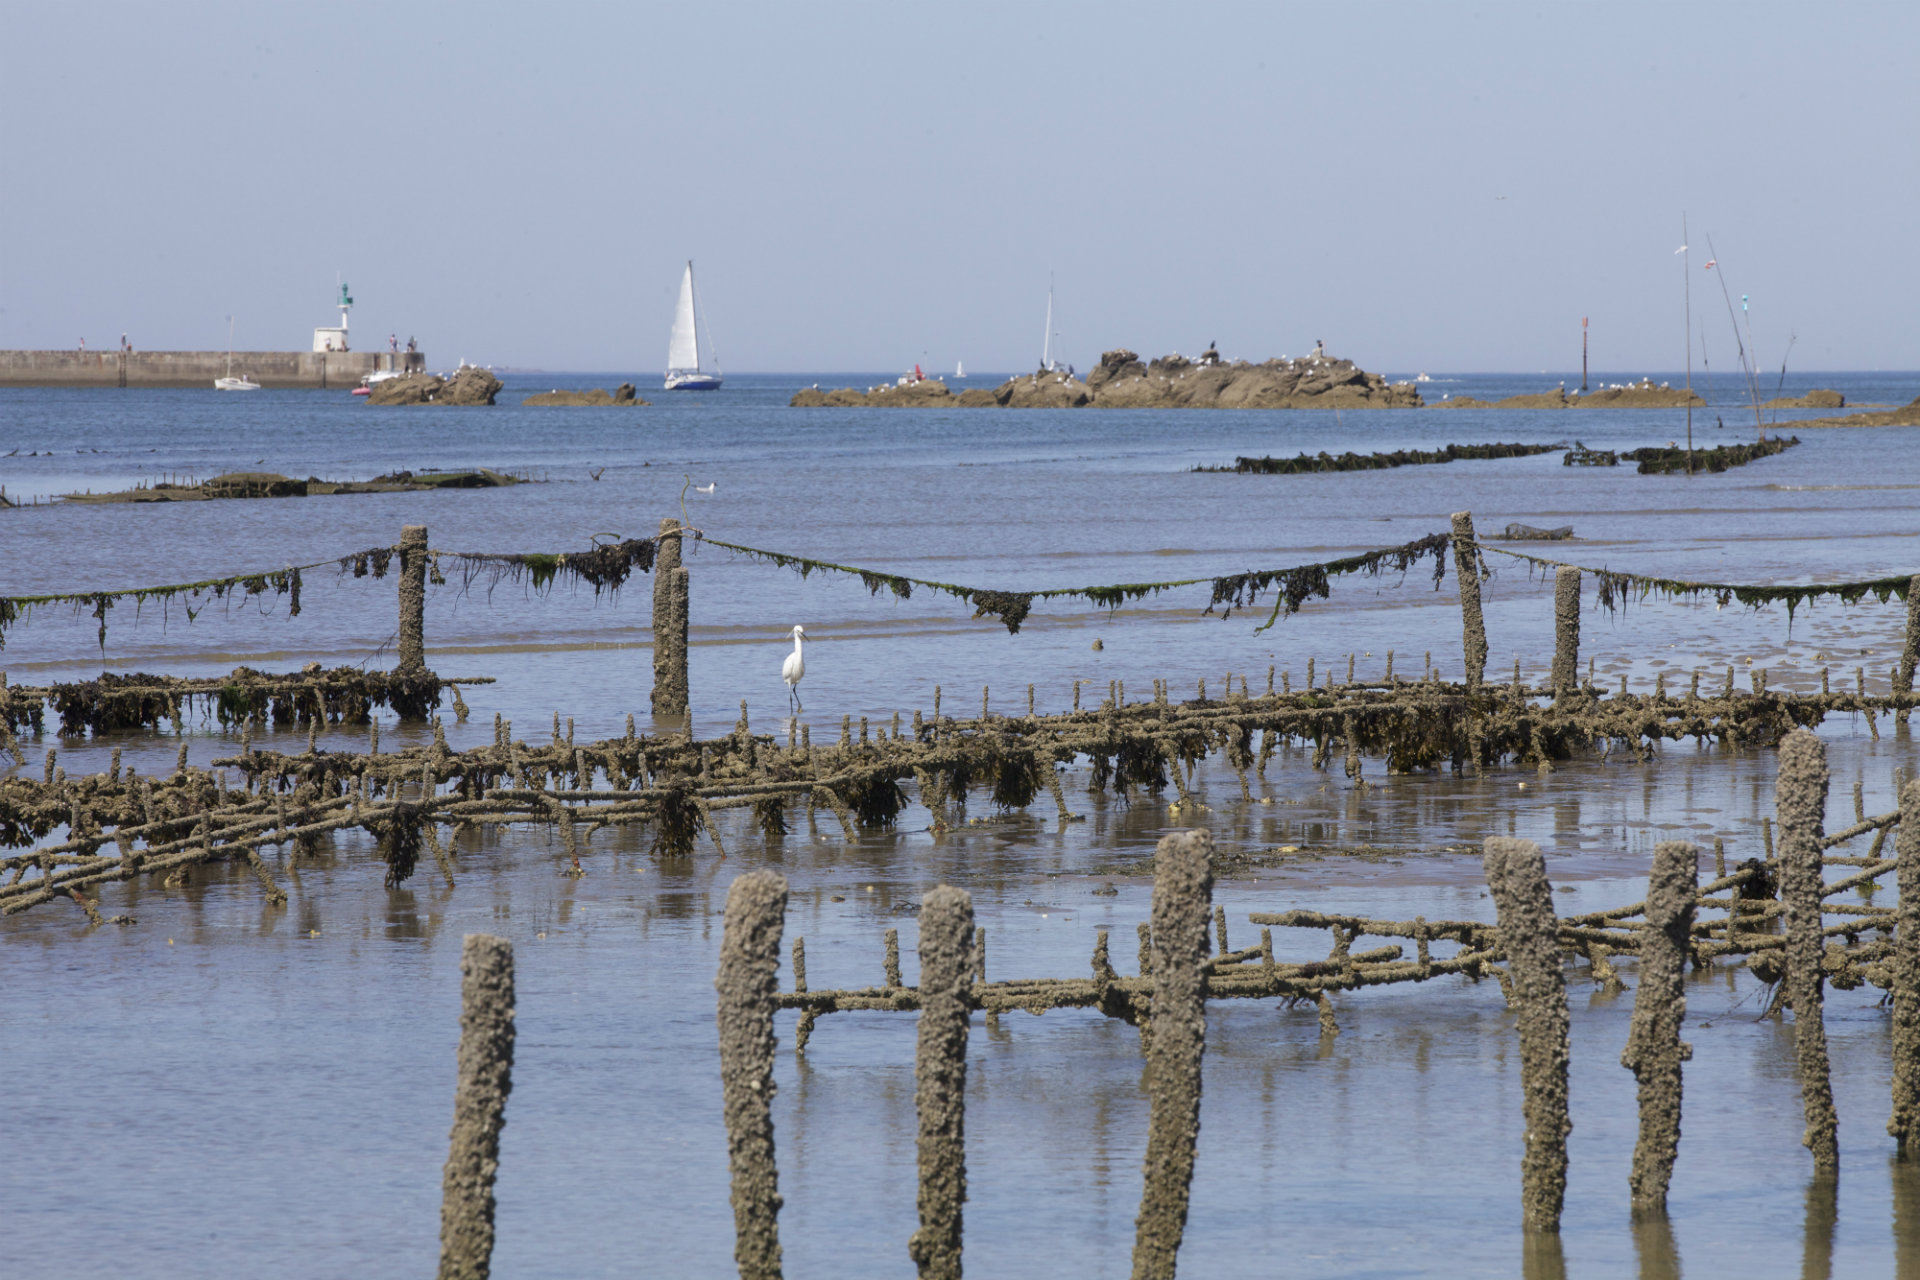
[790,347,1421,409]
[521,382,647,407]
[1763,389,1845,410]
[1441,379,1705,409]
[368,366,503,406]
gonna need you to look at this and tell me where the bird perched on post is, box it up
[782,626,806,712]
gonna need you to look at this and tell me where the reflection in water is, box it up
[1633,1216,1682,1280]
[1521,1230,1567,1280]
[1894,1159,1920,1279]
[1802,1177,1837,1280]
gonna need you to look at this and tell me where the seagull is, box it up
[694,482,716,494]
[782,626,806,712]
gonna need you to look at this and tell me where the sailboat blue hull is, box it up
[664,373,722,391]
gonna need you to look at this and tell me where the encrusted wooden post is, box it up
[717,870,788,1280]
[1130,829,1213,1280]
[1622,840,1697,1216]
[438,934,515,1280]
[1777,729,1838,1175]
[1484,836,1570,1233]
[1896,575,1920,725]
[909,886,975,1279]
[653,517,687,716]
[1890,778,1920,1154]
[399,524,428,674]
[1451,511,1488,690]
[1551,567,1581,705]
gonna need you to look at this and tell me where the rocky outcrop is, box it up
[791,378,961,407]
[1763,389,1845,409]
[522,382,649,407]
[1793,395,1920,428]
[1443,381,1706,409]
[791,348,1417,409]
[369,366,503,406]
[1083,348,1420,408]
[1575,380,1705,408]
[61,469,525,503]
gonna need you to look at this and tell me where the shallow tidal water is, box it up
[3,370,1919,1277]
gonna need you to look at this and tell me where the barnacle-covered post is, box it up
[438,934,515,1280]
[1897,575,1920,725]
[1891,778,1920,1154]
[1622,840,1697,1216]
[1130,829,1213,1280]
[1777,729,1838,1175]
[909,886,975,1279]
[717,870,789,1280]
[653,517,689,717]
[1551,567,1581,705]
[399,524,429,674]
[1483,836,1570,1233]
[1450,512,1488,690]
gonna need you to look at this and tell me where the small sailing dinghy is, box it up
[214,316,260,391]
[664,261,722,391]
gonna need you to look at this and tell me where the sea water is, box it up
[2,371,1918,1277]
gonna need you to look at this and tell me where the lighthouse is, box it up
[312,283,353,353]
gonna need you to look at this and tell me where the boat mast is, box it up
[1682,216,1693,474]
[1042,274,1053,371]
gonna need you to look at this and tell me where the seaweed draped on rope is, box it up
[1477,542,1916,623]
[0,549,384,653]
[696,531,1454,634]
[431,535,659,597]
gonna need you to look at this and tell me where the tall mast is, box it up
[1683,216,1693,474]
[1042,273,1053,371]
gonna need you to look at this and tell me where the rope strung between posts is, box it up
[689,530,1454,633]
[1475,542,1918,620]
[7,523,1914,653]
[0,547,396,653]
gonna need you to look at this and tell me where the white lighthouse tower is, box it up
[312,283,352,352]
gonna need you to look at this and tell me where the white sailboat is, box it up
[664,261,722,391]
[955,361,965,379]
[1040,274,1064,373]
[214,316,260,391]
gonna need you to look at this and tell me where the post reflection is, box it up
[1632,1215,1682,1280]
[1893,1158,1920,1279]
[1802,1176,1837,1280]
[1521,1230,1567,1280]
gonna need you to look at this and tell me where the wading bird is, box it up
[782,626,806,712]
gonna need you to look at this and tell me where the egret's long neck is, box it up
[792,634,804,655]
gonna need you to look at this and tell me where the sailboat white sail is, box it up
[1040,274,1065,373]
[214,315,260,391]
[664,261,721,391]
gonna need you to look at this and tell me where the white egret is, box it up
[782,626,806,712]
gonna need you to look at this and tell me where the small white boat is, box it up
[664,261,722,391]
[955,361,966,379]
[214,316,260,391]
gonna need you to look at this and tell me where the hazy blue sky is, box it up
[4,3,1914,373]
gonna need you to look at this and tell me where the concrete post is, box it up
[1130,829,1213,1280]
[1890,779,1920,1154]
[1483,836,1571,1233]
[909,886,975,1279]
[1451,512,1488,690]
[652,518,684,715]
[717,871,789,1280]
[438,934,515,1280]
[1776,729,1838,1175]
[399,524,428,673]
[1622,841,1697,1216]
[1551,567,1581,704]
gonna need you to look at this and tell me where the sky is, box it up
[3,2,1914,374]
